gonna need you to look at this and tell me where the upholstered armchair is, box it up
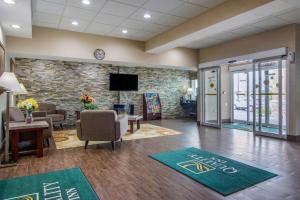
[6,107,54,146]
[38,103,66,129]
[76,110,128,150]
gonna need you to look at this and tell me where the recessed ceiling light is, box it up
[72,21,79,26]
[11,24,20,29]
[144,13,151,19]
[81,0,90,5]
[122,29,128,34]
[3,0,15,4]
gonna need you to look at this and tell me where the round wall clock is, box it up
[94,49,105,60]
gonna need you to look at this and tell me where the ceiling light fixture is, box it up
[122,29,128,34]
[144,13,151,19]
[11,24,20,29]
[81,0,90,5]
[3,0,15,4]
[72,21,79,26]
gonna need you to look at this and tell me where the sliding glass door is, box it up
[202,67,221,128]
[253,59,287,137]
[232,71,249,123]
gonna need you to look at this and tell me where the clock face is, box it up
[94,49,105,60]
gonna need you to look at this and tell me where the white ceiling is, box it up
[30,0,226,41]
[0,0,32,38]
[184,1,300,49]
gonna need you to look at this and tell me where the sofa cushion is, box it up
[39,103,56,114]
[47,114,64,122]
[9,107,25,122]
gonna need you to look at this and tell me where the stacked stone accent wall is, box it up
[15,58,191,125]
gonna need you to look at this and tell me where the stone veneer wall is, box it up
[15,58,191,125]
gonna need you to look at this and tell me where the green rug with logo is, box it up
[0,167,99,200]
[150,147,277,196]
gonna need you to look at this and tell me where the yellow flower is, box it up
[17,98,39,111]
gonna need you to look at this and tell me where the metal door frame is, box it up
[201,66,221,128]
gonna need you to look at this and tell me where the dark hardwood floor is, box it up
[1,119,300,200]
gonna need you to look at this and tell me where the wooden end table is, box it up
[9,121,49,162]
[128,115,143,133]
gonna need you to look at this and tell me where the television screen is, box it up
[109,73,138,91]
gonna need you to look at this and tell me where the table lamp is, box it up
[0,72,22,166]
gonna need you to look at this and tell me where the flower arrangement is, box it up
[17,98,39,111]
[80,94,98,110]
[17,98,39,123]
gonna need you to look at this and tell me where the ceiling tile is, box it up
[35,0,65,15]
[110,27,138,39]
[94,13,125,26]
[141,22,168,33]
[168,3,207,18]
[102,1,138,17]
[66,0,106,11]
[252,17,289,30]
[115,0,148,7]
[33,12,61,24]
[33,20,59,29]
[130,8,163,22]
[86,22,116,34]
[183,0,225,8]
[59,17,89,32]
[43,0,66,4]
[63,6,97,21]
[143,0,183,13]
[156,14,186,26]
[121,19,146,30]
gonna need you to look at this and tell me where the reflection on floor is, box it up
[223,122,279,134]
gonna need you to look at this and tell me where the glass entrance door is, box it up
[253,59,287,137]
[233,71,248,123]
[202,67,221,128]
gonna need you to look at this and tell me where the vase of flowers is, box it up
[17,98,39,123]
[80,94,98,110]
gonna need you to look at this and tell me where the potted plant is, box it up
[17,98,39,123]
[80,94,98,110]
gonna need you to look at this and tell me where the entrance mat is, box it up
[149,147,277,196]
[0,167,100,200]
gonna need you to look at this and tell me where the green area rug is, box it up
[0,167,99,200]
[223,123,279,134]
[150,147,277,196]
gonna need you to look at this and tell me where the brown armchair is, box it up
[6,107,53,146]
[38,103,66,129]
[76,110,128,150]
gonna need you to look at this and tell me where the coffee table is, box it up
[128,115,143,133]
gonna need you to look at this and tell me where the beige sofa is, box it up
[38,103,66,129]
[76,110,128,150]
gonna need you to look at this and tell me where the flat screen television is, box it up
[109,73,138,91]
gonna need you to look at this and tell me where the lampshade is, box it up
[187,88,193,95]
[13,83,28,95]
[0,72,22,92]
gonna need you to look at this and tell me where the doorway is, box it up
[226,59,287,137]
[201,66,221,128]
[253,59,287,137]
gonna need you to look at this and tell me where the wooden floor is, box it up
[1,119,300,200]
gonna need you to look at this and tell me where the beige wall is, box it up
[199,25,296,63]
[199,24,299,136]
[6,26,198,70]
